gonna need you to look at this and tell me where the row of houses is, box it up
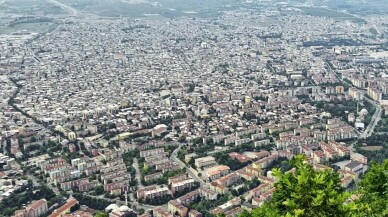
[101,153,131,195]
[152,186,220,217]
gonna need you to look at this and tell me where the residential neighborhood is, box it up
[0,0,388,216]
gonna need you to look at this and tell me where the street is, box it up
[170,144,205,185]
[46,0,79,16]
[326,61,382,139]
[26,174,61,196]
[360,97,382,138]
[133,158,144,188]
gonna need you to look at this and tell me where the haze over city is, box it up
[0,0,387,217]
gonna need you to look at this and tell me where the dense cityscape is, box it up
[0,0,387,217]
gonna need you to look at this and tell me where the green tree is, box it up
[95,211,109,217]
[94,185,104,195]
[243,155,358,217]
[178,136,186,143]
[356,160,388,216]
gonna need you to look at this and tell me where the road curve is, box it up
[46,0,79,16]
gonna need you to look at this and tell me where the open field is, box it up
[297,7,365,23]
[291,0,388,15]
[0,22,55,34]
[360,146,384,151]
[57,0,239,18]
[1,0,66,15]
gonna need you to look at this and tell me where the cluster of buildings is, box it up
[0,152,26,202]
[12,197,83,217]
[0,0,387,216]
[99,150,132,195]
[13,199,48,217]
[141,147,182,174]
[151,186,219,217]
[137,174,197,201]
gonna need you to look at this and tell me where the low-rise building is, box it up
[204,165,230,181]
[188,210,202,217]
[171,178,196,194]
[350,153,367,165]
[48,198,78,217]
[13,199,48,217]
[137,185,170,200]
[344,161,363,173]
[167,200,188,217]
[154,207,173,217]
[194,156,217,169]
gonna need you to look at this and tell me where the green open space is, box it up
[360,146,384,151]
[357,134,388,164]
[57,0,239,18]
[0,22,55,34]
[1,0,65,15]
[296,6,365,23]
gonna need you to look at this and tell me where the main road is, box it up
[170,144,205,185]
[46,0,79,16]
[325,61,382,139]
[132,158,144,188]
[360,98,382,138]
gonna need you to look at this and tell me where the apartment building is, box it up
[13,199,48,217]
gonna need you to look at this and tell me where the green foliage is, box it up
[243,155,357,217]
[375,116,388,132]
[177,149,186,162]
[178,136,186,143]
[192,142,216,157]
[357,134,388,164]
[315,100,357,121]
[263,157,290,174]
[25,144,42,152]
[189,194,230,217]
[98,122,117,133]
[214,152,251,171]
[95,211,109,217]
[122,150,139,167]
[231,177,262,197]
[363,100,376,126]
[241,156,388,217]
[0,182,59,216]
[94,185,104,195]
[70,203,80,212]
[356,160,388,216]
[73,193,111,210]
[164,145,178,156]
[188,82,196,93]
[143,195,173,205]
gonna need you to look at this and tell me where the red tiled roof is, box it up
[48,198,78,217]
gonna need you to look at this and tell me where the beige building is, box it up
[204,165,230,181]
[194,156,216,169]
[167,200,188,217]
[13,199,48,217]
